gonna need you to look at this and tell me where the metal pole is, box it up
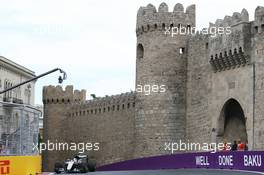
[0,68,66,95]
[20,108,23,155]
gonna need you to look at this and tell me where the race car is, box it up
[54,154,96,174]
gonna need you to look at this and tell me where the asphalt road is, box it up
[45,169,264,175]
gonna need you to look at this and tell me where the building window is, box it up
[255,26,259,33]
[180,47,185,54]
[137,44,144,59]
[15,113,19,129]
[187,24,191,31]
[24,114,29,127]
[25,84,31,105]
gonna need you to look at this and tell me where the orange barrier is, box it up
[0,155,41,175]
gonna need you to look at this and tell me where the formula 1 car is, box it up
[54,154,96,174]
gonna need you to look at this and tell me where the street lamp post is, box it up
[0,68,67,95]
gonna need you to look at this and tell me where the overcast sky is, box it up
[0,0,263,105]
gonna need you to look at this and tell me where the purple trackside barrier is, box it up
[97,151,264,172]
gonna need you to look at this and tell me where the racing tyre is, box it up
[87,160,96,172]
[79,163,88,173]
[54,162,63,174]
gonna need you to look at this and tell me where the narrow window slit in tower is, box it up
[187,25,191,32]
[137,44,144,59]
[255,26,258,33]
[180,47,185,55]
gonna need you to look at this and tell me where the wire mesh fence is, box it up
[0,102,41,156]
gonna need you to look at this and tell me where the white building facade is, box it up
[0,56,36,104]
[0,56,40,155]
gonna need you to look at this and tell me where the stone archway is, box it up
[217,98,248,143]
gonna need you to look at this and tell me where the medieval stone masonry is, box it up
[42,3,264,171]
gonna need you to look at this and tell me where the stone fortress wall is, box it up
[42,3,264,172]
[42,85,135,171]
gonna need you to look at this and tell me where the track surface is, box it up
[44,169,264,175]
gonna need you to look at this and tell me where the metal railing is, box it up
[0,101,41,156]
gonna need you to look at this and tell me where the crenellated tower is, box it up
[208,8,251,72]
[251,6,264,150]
[134,2,195,158]
[206,6,264,150]
[206,8,253,146]
[42,85,86,171]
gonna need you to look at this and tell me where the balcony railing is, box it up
[3,97,23,104]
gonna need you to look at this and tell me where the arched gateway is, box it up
[217,98,248,143]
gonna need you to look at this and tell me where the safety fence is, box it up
[0,102,41,156]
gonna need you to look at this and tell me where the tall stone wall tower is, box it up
[252,6,264,150]
[134,3,195,158]
[42,85,86,171]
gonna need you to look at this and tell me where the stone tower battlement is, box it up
[134,2,193,159]
[209,9,249,28]
[253,6,264,40]
[43,85,86,104]
[84,92,135,105]
[136,3,195,36]
[208,6,264,72]
[70,92,136,117]
[254,6,264,23]
[42,85,87,171]
[207,9,254,72]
